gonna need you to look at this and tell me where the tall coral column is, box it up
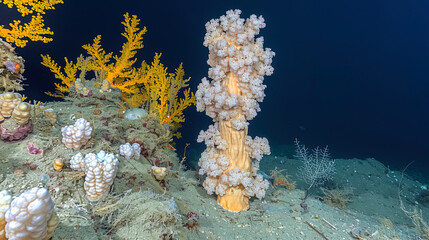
[196,10,275,212]
[217,73,252,211]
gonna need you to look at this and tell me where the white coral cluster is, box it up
[197,123,228,150]
[70,151,119,201]
[61,118,93,150]
[198,148,230,179]
[197,123,270,199]
[119,143,141,159]
[202,166,269,199]
[245,136,270,161]
[4,187,58,240]
[196,9,275,123]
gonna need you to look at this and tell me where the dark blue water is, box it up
[3,0,428,180]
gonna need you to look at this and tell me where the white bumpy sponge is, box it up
[61,118,93,150]
[0,93,22,118]
[4,187,58,240]
[119,143,141,159]
[0,190,12,240]
[70,151,119,201]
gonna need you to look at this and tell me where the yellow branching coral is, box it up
[0,14,52,48]
[105,13,146,82]
[81,35,112,79]
[40,12,195,138]
[83,13,146,92]
[43,13,147,96]
[0,0,63,47]
[146,53,195,127]
[40,54,78,97]
[1,0,63,16]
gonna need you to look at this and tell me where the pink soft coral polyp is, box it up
[26,141,43,155]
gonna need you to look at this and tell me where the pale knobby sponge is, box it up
[70,151,119,201]
[196,9,274,212]
[74,78,83,92]
[0,92,21,118]
[119,143,141,159]
[0,92,31,124]
[61,118,93,150]
[11,102,31,125]
[0,190,12,240]
[4,187,59,240]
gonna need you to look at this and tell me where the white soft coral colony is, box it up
[196,10,274,211]
[196,9,275,122]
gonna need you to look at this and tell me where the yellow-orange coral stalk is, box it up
[216,73,251,211]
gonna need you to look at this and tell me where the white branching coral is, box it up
[61,118,93,150]
[70,151,119,201]
[196,9,274,212]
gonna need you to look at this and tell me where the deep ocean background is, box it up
[2,1,428,180]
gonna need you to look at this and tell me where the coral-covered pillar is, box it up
[196,10,275,212]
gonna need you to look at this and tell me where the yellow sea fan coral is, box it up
[40,12,195,138]
[83,13,147,90]
[1,0,63,16]
[81,35,112,78]
[0,14,52,48]
[125,91,149,109]
[115,60,149,95]
[145,53,196,126]
[0,0,63,47]
[41,13,147,98]
[105,13,146,82]
[41,54,78,97]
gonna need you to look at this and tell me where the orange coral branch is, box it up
[105,13,146,83]
[0,0,63,47]
[1,0,63,16]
